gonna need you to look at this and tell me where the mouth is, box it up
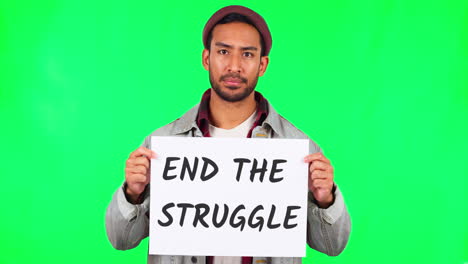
[222,77,245,88]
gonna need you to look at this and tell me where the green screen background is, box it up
[0,0,466,263]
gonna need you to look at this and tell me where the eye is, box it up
[218,49,228,55]
[243,52,254,58]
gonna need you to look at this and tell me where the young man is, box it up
[106,5,350,264]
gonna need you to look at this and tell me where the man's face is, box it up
[202,22,269,102]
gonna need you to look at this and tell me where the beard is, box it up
[209,71,259,102]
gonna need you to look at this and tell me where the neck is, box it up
[209,90,257,129]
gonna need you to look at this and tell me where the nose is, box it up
[227,53,241,73]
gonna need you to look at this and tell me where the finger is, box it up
[309,160,330,172]
[127,182,146,196]
[129,147,157,159]
[128,165,147,175]
[311,178,333,189]
[127,157,150,170]
[310,170,329,180]
[127,173,148,183]
[304,152,330,164]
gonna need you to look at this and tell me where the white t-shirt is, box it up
[209,110,256,264]
[213,257,242,264]
[209,111,257,138]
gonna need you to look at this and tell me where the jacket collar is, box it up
[262,102,286,138]
[170,90,285,137]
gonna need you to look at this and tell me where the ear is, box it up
[258,56,269,77]
[202,49,210,71]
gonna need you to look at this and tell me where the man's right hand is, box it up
[125,146,156,204]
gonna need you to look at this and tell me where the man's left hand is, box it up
[304,153,335,208]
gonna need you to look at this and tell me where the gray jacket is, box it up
[105,102,351,264]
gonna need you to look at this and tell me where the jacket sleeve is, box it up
[306,186,351,256]
[105,137,152,250]
[306,139,351,256]
[105,184,150,250]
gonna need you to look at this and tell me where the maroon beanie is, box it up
[202,5,272,56]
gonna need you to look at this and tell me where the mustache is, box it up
[219,73,247,83]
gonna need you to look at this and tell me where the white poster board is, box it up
[149,136,309,257]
